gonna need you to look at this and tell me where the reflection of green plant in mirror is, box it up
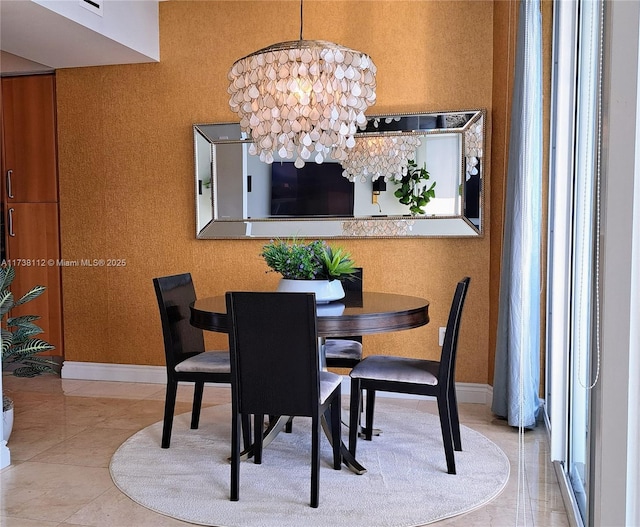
[393,159,436,216]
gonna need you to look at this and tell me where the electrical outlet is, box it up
[438,327,446,346]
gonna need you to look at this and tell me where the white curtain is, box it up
[491,0,542,428]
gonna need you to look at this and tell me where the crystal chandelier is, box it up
[227,2,377,168]
[340,135,422,183]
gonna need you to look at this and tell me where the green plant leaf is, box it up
[261,238,356,281]
[1,329,13,359]
[0,289,14,317]
[260,237,324,280]
[0,266,15,292]
[11,325,44,345]
[12,360,59,378]
[7,314,41,327]
[5,338,55,360]
[318,245,356,280]
[392,160,436,216]
[1,266,58,381]
[14,285,46,307]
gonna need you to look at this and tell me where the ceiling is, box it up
[0,0,159,75]
[1,50,52,75]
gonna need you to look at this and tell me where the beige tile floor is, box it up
[1,375,571,527]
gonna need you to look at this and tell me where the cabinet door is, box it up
[5,203,63,356]
[2,75,58,203]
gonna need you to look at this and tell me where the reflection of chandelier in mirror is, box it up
[227,1,377,169]
[465,119,483,179]
[340,135,422,183]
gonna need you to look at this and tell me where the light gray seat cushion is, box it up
[319,370,342,404]
[324,339,363,361]
[350,355,439,386]
[174,350,230,373]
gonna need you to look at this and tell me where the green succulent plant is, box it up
[316,245,357,280]
[393,159,437,216]
[1,266,58,410]
[261,238,357,281]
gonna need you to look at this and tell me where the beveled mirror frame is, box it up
[194,109,485,239]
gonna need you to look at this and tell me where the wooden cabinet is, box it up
[5,203,63,353]
[1,75,58,203]
[1,74,63,357]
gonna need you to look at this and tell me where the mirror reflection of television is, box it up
[270,162,354,217]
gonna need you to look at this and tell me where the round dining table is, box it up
[190,290,430,474]
[191,291,430,337]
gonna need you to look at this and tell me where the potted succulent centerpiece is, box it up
[1,266,58,442]
[261,238,357,303]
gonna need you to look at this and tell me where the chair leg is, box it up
[310,414,320,508]
[364,388,376,441]
[330,390,342,470]
[349,378,362,456]
[241,413,252,451]
[253,414,264,464]
[230,410,240,501]
[191,381,204,429]
[448,383,462,451]
[161,380,178,448]
[437,394,456,474]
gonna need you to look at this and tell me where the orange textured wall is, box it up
[56,1,496,383]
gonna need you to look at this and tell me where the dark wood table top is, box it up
[191,291,430,337]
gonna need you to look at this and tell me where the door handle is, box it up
[8,207,15,237]
[6,169,14,199]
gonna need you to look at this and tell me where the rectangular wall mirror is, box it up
[194,109,484,238]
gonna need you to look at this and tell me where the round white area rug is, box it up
[110,402,509,527]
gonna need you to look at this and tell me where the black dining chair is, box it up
[324,267,363,369]
[348,277,471,475]
[153,273,237,449]
[225,291,342,508]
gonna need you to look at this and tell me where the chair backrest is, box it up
[438,277,471,386]
[342,267,363,299]
[225,292,320,418]
[338,267,363,341]
[153,273,205,372]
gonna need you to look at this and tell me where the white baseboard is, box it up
[61,361,493,405]
[62,361,168,384]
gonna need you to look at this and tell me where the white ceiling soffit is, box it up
[0,0,160,72]
[1,50,52,75]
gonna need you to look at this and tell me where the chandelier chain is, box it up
[299,0,304,40]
